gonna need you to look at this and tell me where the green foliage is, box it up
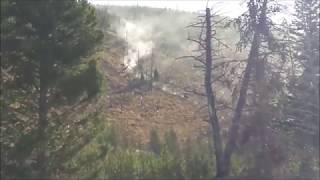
[163,129,179,154]
[1,129,39,179]
[181,138,215,180]
[283,0,320,152]
[57,59,103,102]
[100,149,182,180]
[2,0,103,88]
[62,126,218,180]
[1,0,104,178]
[275,0,319,178]
[230,152,253,176]
[62,122,118,179]
[96,138,211,180]
[96,125,118,153]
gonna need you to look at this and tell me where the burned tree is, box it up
[203,8,225,176]
[179,7,227,177]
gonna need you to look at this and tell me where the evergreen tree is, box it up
[1,0,103,178]
[281,0,319,177]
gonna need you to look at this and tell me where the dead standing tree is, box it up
[179,7,226,177]
[203,8,225,176]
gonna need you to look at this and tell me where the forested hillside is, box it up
[1,0,319,180]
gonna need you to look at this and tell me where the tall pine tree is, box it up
[281,0,319,178]
[1,0,103,178]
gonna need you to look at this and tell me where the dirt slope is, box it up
[97,33,210,146]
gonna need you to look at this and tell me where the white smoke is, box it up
[118,20,154,69]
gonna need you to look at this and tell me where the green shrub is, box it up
[98,149,183,180]
[96,125,118,154]
[181,138,215,180]
[163,129,179,155]
[58,59,103,103]
[63,126,218,180]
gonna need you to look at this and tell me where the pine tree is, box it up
[285,0,319,151]
[1,0,103,178]
[282,0,319,178]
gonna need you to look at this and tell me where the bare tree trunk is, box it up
[38,62,49,178]
[252,2,273,176]
[204,8,225,178]
[222,32,260,176]
[150,48,154,91]
[37,34,52,178]
[252,54,272,178]
[37,3,55,178]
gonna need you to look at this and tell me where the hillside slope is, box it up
[97,32,209,147]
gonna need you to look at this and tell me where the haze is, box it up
[89,0,295,21]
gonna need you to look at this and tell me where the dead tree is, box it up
[123,30,128,65]
[150,48,154,90]
[136,50,145,80]
[204,8,225,176]
[179,7,227,177]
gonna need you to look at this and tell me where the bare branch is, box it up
[184,88,206,97]
[212,36,231,49]
[176,56,205,64]
[193,64,206,69]
[212,17,228,25]
[186,21,205,28]
[213,59,247,66]
[187,37,206,49]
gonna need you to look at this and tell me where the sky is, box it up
[89,0,295,21]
